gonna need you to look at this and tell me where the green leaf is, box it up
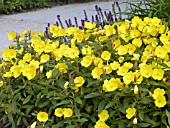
[118,121,124,128]
[166,109,170,126]
[140,97,152,104]
[84,92,101,99]
[144,115,156,125]
[54,100,70,108]
[52,121,64,128]
[138,111,144,121]
[16,116,22,126]
[138,123,151,127]
[98,100,107,114]
[23,95,32,104]
[39,101,50,108]
[105,101,115,109]
[77,118,88,123]
[74,97,82,104]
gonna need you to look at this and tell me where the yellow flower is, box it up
[44,44,53,53]
[91,67,103,79]
[55,63,68,73]
[152,88,165,99]
[110,61,120,70]
[154,96,166,108]
[94,120,110,128]
[155,46,167,59]
[10,65,21,78]
[101,51,111,61]
[118,57,124,63]
[103,78,121,92]
[134,85,138,95]
[133,118,138,125]
[30,60,40,69]
[54,108,63,117]
[152,69,164,80]
[23,53,32,62]
[3,71,13,78]
[117,66,129,76]
[52,40,59,49]
[126,108,136,119]
[123,71,134,85]
[37,112,48,122]
[74,76,85,87]
[117,45,128,55]
[8,31,17,40]
[2,48,17,61]
[104,25,116,37]
[140,64,153,78]
[84,22,96,29]
[82,46,93,55]
[0,81,3,87]
[46,70,53,79]
[132,38,142,48]
[21,65,36,80]
[130,30,140,38]
[40,54,50,63]
[98,110,109,121]
[93,57,103,67]
[81,55,93,67]
[103,65,112,74]
[63,108,73,118]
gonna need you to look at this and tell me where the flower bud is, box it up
[40,65,43,73]
[133,118,137,125]
[30,121,37,128]
[134,85,138,94]
[64,81,69,89]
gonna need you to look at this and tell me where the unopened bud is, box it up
[134,85,138,94]
[133,118,137,125]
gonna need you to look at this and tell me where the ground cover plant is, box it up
[1,16,170,128]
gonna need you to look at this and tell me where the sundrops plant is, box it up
[1,16,170,127]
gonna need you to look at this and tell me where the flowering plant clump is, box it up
[1,16,170,127]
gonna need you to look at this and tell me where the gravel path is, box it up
[0,0,127,56]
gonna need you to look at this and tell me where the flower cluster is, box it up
[55,108,73,118]
[152,88,166,108]
[1,16,170,127]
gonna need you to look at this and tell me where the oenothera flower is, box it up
[126,108,136,119]
[55,108,63,117]
[23,53,32,62]
[74,76,85,87]
[10,65,21,78]
[40,54,50,63]
[63,108,73,118]
[8,31,17,40]
[81,55,93,67]
[110,61,120,70]
[37,112,48,122]
[94,120,110,128]
[2,48,17,61]
[98,110,109,121]
[152,88,165,99]
[151,68,164,80]
[55,63,68,73]
[101,51,111,61]
[46,70,53,79]
[154,95,166,108]
[91,67,103,79]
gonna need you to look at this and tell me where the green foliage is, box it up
[116,0,170,26]
[0,0,48,14]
